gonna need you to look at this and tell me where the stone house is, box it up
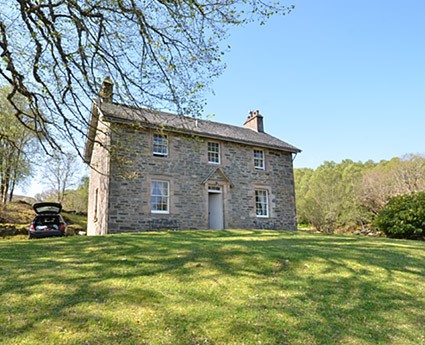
[84,81,301,235]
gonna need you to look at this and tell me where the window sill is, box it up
[151,211,170,215]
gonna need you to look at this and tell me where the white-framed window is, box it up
[254,149,265,170]
[151,180,169,213]
[153,134,168,157]
[208,142,220,164]
[255,189,269,217]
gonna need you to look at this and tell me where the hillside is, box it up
[0,200,35,224]
[0,200,87,236]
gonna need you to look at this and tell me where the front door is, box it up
[208,188,224,229]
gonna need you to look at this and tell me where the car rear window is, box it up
[35,205,61,214]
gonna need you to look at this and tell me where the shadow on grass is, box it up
[0,231,424,344]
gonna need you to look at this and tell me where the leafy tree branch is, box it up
[0,0,294,156]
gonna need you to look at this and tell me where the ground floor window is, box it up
[151,180,169,213]
[255,189,269,217]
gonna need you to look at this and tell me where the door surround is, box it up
[208,185,224,229]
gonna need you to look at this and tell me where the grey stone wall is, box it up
[105,123,298,233]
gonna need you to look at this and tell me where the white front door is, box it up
[208,189,224,230]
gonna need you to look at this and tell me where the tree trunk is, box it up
[8,178,16,203]
[1,152,12,204]
[8,149,21,203]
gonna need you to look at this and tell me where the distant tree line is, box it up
[35,177,89,214]
[294,154,425,235]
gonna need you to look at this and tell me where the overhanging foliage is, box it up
[0,0,293,155]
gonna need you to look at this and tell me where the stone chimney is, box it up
[243,110,264,132]
[99,76,113,102]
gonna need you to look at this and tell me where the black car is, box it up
[29,202,67,239]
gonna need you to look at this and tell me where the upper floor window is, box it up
[255,189,269,217]
[208,142,220,164]
[153,134,168,157]
[254,150,265,170]
[151,180,169,213]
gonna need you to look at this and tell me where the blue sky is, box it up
[202,0,425,168]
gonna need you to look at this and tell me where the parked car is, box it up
[29,202,67,239]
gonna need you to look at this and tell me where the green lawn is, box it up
[1,230,424,345]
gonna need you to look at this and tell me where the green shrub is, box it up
[374,192,425,240]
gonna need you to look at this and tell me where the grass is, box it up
[0,230,424,345]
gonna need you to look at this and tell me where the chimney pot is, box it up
[243,109,264,132]
[99,76,113,102]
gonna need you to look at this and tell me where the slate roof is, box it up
[97,101,301,153]
[84,100,301,164]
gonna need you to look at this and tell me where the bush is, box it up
[373,192,425,240]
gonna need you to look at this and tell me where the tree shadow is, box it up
[0,231,424,344]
